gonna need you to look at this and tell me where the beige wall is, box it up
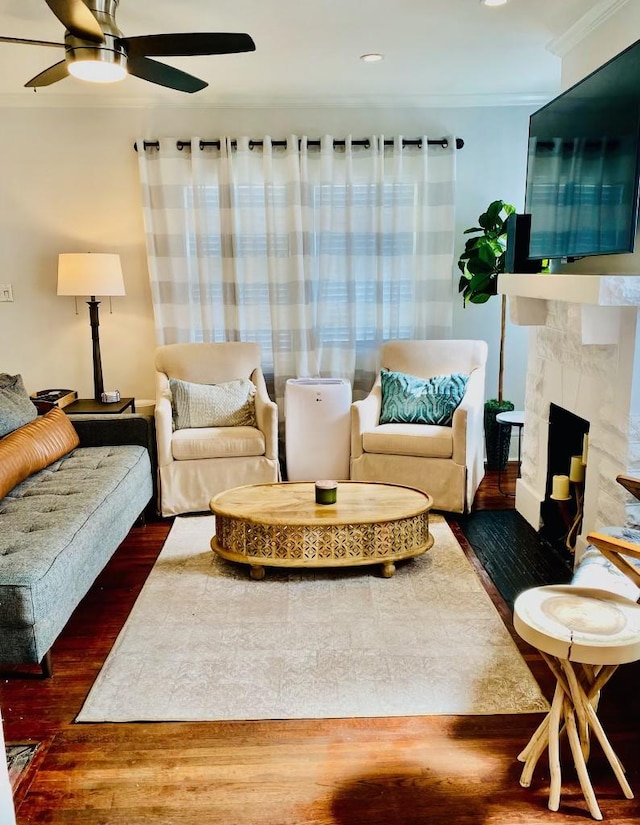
[1,107,155,399]
[0,103,534,406]
[561,3,640,89]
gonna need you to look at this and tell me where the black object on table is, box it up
[64,397,136,415]
[496,410,525,497]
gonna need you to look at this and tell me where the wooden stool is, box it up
[514,585,640,820]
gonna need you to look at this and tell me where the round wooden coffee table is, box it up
[210,481,433,580]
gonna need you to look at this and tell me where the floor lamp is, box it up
[57,253,125,401]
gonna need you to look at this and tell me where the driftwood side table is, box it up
[514,584,640,820]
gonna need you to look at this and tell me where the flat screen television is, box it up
[525,38,640,261]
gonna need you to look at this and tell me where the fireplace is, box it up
[499,272,640,561]
[540,404,589,561]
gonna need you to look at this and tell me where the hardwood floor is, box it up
[3,467,640,824]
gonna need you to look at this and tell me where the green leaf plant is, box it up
[457,199,515,404]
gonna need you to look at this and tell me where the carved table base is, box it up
[210,481,433,579]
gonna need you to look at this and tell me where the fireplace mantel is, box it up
[498,273,640,344]
[496,271,640,558]
[499,272,640,306]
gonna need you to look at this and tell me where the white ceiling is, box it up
[0,0,610,107]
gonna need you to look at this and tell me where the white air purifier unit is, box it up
[285,378,352,481]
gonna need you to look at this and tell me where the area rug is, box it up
[77,515,548,722]
[6,743,39,790]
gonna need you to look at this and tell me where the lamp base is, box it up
[87,298,105,401]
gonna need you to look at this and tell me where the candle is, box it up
[315,479,337,505]
[569,455,585,483]
[582,433,589,466]
[552,474,570,500]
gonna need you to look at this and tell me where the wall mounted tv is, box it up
[525,38,640,261]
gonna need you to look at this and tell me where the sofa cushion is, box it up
[170,377,256,430]
[0,407,79,500]
[379,369,468,426]
[0,444,151,632]
[0,373,37,437]
[171,426,265,460]
[362,423,453,458]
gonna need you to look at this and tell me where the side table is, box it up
[496,409,525,496]
[64,397,136,415]
[514,584,640,820]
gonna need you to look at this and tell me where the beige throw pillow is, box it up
[170,377,257,430]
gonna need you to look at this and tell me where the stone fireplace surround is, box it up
[498,273,640,561]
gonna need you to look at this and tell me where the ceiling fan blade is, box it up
[127,56,208,94]
[44,0,104,42]
[25,60,69,87]
[122,32,255,59]
[0,36,63,48]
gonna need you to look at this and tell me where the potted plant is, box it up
[457,199,515,470]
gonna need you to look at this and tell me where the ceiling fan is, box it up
[0,0,255,92]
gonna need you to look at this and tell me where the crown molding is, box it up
[547,0,632,57]
[0,90,551,111]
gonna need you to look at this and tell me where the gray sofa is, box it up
[0,414,154,676]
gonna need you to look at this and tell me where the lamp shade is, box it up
[57,253,125,297]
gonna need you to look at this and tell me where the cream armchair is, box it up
[155,342,279,516]
[350,340,488,513]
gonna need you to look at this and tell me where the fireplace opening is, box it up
[540,403,589,561]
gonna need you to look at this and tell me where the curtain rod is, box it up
[134,136,464,152]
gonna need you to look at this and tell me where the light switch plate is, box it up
[0,284,13,302]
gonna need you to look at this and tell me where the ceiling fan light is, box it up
[68,59,127,83]
[480,0,509,6]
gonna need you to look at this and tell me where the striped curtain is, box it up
[137,135,456,403]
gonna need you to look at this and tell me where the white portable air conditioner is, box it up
[285,378,352,481]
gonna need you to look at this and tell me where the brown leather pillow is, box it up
[0,406,80,500]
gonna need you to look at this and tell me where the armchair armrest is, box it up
[154,382,174,470]
[586,531,640,591]
[451,367,484,466]
[350,382,382,459]
[252,368,278,461]
[617,474,640,502]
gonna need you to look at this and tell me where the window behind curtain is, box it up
[137,135,457,404]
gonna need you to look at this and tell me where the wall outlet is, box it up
[0,284,13,302]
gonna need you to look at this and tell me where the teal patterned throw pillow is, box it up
[379,369,469,426]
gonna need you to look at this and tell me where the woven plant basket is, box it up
[484,399,515,471]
